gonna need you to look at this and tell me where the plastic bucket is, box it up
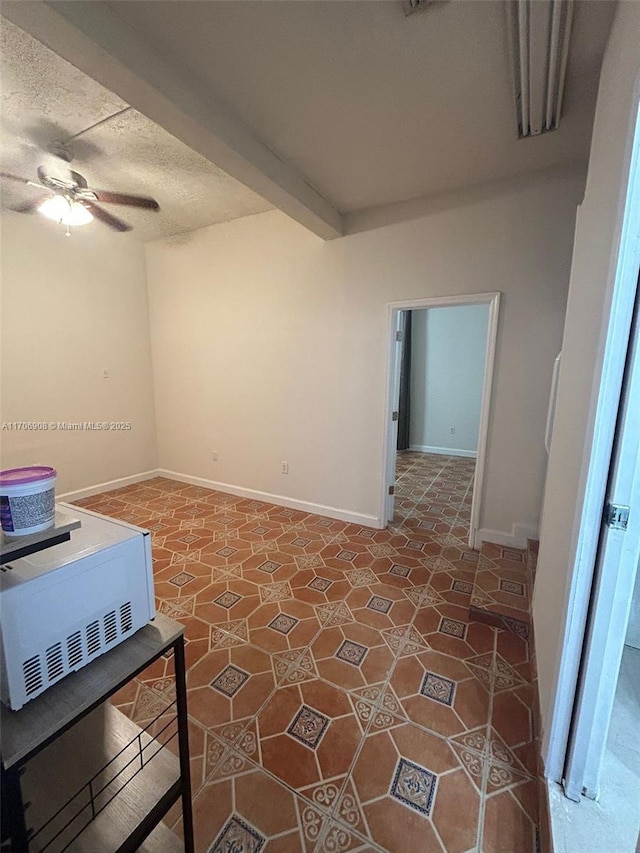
[0,466,57,537]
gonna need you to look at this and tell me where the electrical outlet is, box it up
[281,461,289,474]
[450,426,456,435]
[212,451,219,462]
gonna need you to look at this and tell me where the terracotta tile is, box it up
[431,767,481,852]
[246,600,321,653]
[157,595,197,620]
[260,733,322,790]
[364,784,442,853]
[289,567,353,606]
[346,583,416,630]
[186,750,321,852]
[235,764,300,836]
[316,821,377,852]
[256,680,364,791]
[427,567,476,606]
[111,679,138,706]
[412,604,495,659]
[272,647,319,685]
[496,629,531,678]
[483,787,538,853]
[184,636,210,670]
[352,721,476,852]
[187,645,276,730]
[257,682,312,740]
[350,728,399,804]
[240,551,299,585]
[491,687,534,748]
[390,648,491,737]
[309,623,395,692]
[511,774,540,825]
[176,614,209,650]
[193,578,262,623]
[186,775,233,853]
[199,537,254,570]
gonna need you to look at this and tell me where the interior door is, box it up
[386,310,405,524]
[563,288,640,801]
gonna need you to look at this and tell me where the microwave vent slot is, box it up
[67,631,83,668]
[17,601,137,705]
[86,620,101,656]
[23,655,43,696]
[120,602,133,634]
[104,610,117,645]
[46,642,64,682]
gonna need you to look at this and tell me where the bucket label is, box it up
[4,489,55,530]
[0,496,14,531]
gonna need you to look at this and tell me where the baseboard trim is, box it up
[157,469,383,529]
[58,470,159,502]
[409,445,477,459]
[539,778,555,853]
[476,522,539,550]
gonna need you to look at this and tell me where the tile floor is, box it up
[469,542,533,640]
[75,453,538,853]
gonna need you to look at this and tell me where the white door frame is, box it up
[563,289,640,801]
[543,102,640,783]
[380,292,501,549]
[385,309,407,523]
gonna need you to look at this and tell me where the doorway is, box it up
[538,27,640,844]
[381,292,500,549]
[548,284,640,852]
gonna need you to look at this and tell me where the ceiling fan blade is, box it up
[36,166,70,190]
[83,201,132,232]
[11,197,48,214]
[89,189,159,210]
[70,170,88,188]
[0,171,30,184]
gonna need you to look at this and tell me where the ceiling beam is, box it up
[2,0,344,240]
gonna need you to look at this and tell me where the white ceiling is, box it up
[0,1,616,240]
[105,0,616,212]
[0,18,273,241]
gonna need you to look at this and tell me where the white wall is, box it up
[409,305,489,455]
[533,1,640,772]
[146,167,583,535]
[0,213,157,494]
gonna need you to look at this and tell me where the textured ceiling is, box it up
[0,2,616,238]
[106,0,616,212]
[0,19,273,241]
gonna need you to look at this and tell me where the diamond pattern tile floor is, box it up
[78,452,538,852]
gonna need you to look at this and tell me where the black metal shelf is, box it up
[1,616,194,853]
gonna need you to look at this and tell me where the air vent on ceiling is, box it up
[402,0,440,17]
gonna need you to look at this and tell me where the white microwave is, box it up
[0,503,155,710]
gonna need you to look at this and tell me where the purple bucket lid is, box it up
[0,466,57,486]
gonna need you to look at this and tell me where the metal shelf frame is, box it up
[1,616,194,853]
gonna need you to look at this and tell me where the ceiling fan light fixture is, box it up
[38,194,93,227]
